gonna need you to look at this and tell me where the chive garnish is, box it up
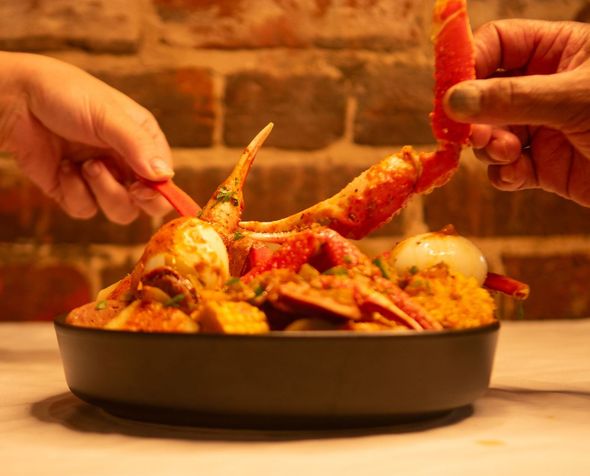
[164,294,185,307]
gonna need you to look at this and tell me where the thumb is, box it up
[444,73,584,128]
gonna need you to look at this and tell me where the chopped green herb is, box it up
[233,230,245,241]
[323,266,348,276]
[409,265,419,275]
[225,277,241,287]
[372,257,390,279]
[254,284,266,297]
[95,300,108,310]
[164,293,185,307]
[216,187,238,206]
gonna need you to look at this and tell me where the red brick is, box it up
[423,162,590,236]
[0,0,140,53]
[95,68,215,148]
[498,254,590,320]
[155,0,424,50]
[0,174,50,242]
[224,72,346,149]
[354,61,435,145]
[172,163,403,236]
[0,173,154,244]
[0,262,91,321]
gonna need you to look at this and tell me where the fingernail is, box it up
[150,158,173,178]
[82,160,101,178]
[448,83,482,117]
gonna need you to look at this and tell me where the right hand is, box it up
[444,19,590,207]
[0,52,173,224]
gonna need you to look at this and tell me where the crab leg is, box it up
[145,179,202,217]
[239,0,475,240]
[484,272,530,300]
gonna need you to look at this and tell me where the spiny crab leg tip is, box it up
[240,123,274,159]
[254,122,274,145]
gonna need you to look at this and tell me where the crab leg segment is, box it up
[484,272,530,300]
[432,0,475,145]
[240,149,419,240]
[143,179,202,217]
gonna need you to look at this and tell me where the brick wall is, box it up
[1,0,590,321]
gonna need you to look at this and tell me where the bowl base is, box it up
[74,390,472,431]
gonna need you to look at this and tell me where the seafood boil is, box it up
[66,0,529,334]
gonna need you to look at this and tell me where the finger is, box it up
[470,124,492,149]
[487,152,538,191]
[484,128,523,163]
[471,126,523,164]
[92,100,174,182]
[128,181,173,218]
[81,160,139,224]
[473,20,567,78]
[445,72,585,127]
[58,161,98,219]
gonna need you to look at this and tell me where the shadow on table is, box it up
[30,392,472,442]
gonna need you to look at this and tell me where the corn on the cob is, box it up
[199,301,270,334]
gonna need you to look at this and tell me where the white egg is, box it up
[388,229,488,285]
[142,217,230,289]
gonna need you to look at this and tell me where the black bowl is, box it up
[54,316,499,430]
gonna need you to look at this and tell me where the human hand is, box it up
[444,20,590,207]
[0,52,173,223]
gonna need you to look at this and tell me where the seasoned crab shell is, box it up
[139,217,230,290]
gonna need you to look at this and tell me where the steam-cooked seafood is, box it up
[66,0,529,334]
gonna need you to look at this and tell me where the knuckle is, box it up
[137,108,162,136]
[475,21,499,39]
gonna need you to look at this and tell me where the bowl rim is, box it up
[54,314,500,341]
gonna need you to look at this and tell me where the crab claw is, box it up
[200,123,274,240]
